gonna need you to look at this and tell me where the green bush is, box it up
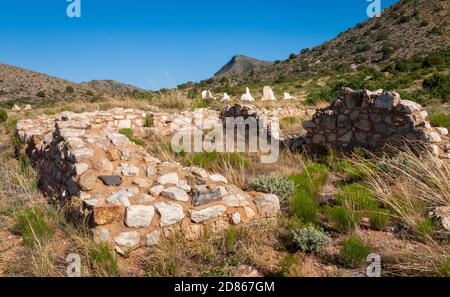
[291,225,331,254]
[65,86,75,93]
[0,108,7,123]
[249,175,296,203]
[13,206,55,246]
[36,91,46,98]
[90,242,120,276]
[422,74,450,102]
[428,113,450,130]
[340,236,372,267]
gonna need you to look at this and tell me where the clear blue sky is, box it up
[0,0,398,90]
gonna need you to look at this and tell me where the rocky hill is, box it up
[214,55,273,78]
[0,63,142,107]
[205,0,450,85]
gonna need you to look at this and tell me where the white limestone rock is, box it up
[114,231,140,247]
[261,86,277,101]
[241,87,255,102]
[221,93,231,101]
[125,205,155,228]
[190,205,227,223]
[154,202,185,227]
[283,92,296,100]
[145,231,161,246]
[157,172,179,185]
[161,187,189,202]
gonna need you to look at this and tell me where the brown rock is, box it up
[79,170,98,191]
[106,149,120,161]
[93,205,124,225]
[92,157,114,175]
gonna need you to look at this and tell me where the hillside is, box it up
[195,0,449,87]
[0,63,142,108]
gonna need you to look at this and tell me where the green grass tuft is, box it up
[428,113,450,130]
[89,242,120,276]
[288,164,329,223]
[119,128,144,145]
[13,206,55,246]
[340,236,372,268]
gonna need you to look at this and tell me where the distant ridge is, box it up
[0,63,143,104]
[214,55,273,77]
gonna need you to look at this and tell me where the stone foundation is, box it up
[17,108,281,252]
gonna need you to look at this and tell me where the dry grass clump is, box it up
[143,223,279,277]
[352,148,450,240]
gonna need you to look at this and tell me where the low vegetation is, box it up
[249,175,296,204]
[291,225,331,254]
[339,236,372,268]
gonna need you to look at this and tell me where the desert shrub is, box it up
[0,108,7,123]
[291,225,331,254]
[13,206,55,246]
[381,43,394,59]
[36,91,46,98]
[119,128,143,145]
[288,164,329,223]
[276,254,300,277]
[194,100,211,109]
[89,243,120,276]
[86,90,95,96]
[249,175,296,203]
[422,74,450,101]
[340,236,372,267]
[144,114,154,127]
[428,113,450,130]
[65,86,75,93]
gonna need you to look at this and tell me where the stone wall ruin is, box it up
[302,88,450,158]
[17,108,281,252]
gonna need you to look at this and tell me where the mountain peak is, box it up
[214,55,273,77]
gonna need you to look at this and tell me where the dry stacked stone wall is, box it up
[17,108,281,252]
[303,88,450,158]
